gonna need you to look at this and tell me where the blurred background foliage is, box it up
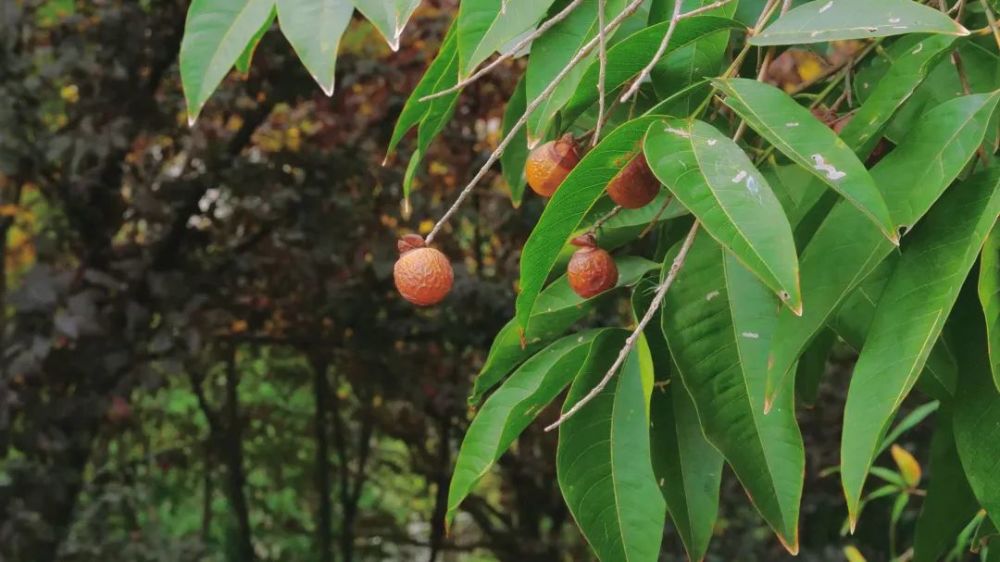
[0,0,950,560]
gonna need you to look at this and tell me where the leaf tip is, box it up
[955,23,971,36]
[777,531,800,555]
[320,81,335,97]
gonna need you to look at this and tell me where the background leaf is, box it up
[751,0,968,46]
[557,334,666,562]
[501,76,530,205]
[981,225,1000,392]
[180,0,277,123]
[644,118,801,312]
[276,0,354,95]
[457,0,555,76]
[840,167,1000,524]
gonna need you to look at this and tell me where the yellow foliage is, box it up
[890,444,922,488]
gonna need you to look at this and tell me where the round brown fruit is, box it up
[606,153,661,209]
[394,234,454,306]
[567,234,618,298]
[524,134,581,197]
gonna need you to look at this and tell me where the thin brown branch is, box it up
[588,205,623,235]
[638,194,674,238]
[618,0,684,103]
[979,0,1000,52]
[545,220,700,432]
[419,0,585,102]
[593,0,609,146]
[425,0,647,244]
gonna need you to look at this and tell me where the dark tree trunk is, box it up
[222,346,255,562]
[312,357,334,562]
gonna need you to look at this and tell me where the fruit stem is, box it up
[588,205,622,236]
[545,221,700,432]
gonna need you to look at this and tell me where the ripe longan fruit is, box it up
[525,134,581,198]
[606,153,661,209]
[567,234,618,298]
[394,234,453,306]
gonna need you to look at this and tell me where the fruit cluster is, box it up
[394,134,665,304]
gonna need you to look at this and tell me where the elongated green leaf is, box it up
[386,27,458,157]
[715,78,895,242]
[766,92,1000,406]
[515,115,664,332]
[751,0,969,46]
[795,328,834,407]
[842,34,956,157]
[352,0,421,51]
[841,167,1000,526]
[180,0,277,124]
[645,118,801,312]
[661,235,803,552]
[633,275,722,562]
[981,225,1000,393]
[276,0,353,95]
[235,7,275,74]
[501,76,529,206]
[558,335,665,562]
[448,329,613,525]
[561,16,742,126]
[474,256,657,404]
[525,0,628,142]
[953,293,1000,529]
[457,0,555,76]
[913,410,980,562]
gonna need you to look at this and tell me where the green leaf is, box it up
[650,369,723,561]
[633,274,722,562]
[275,0,353,95]
[765,92,1000,407]
[913,410,980,562]
[878,401,940,457]
[558,334,665,562]
[474,256,657,404]
[515,115,663,332]
[447,329,614,525]
[386,26,459,162]
[352,0,421,51]
[843,34,957,156]
[841,167,1000,526]
[561,16,743,127]
[525,0,629,142]
[953,294,1000,530]
[644,118,801,313]
[180,0,277,124]
[714,78,895,242]
[660,235,803,552]
[795,328,834,407]
[235,7,275,74]
[981,225,1000,393]
[457,0,555,76]
[751,0,969,46]
[501,76,529,206]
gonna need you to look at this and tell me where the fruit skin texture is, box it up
[606,153,660,209]
[524,134,581,197]
[394,234,454,306]
[567,234,618,298]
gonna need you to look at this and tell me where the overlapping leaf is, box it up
[644,118,801,312]
[472,256,656,404]
[751,0,968,46]
[276,0,353,95]
[500,76,530,205]
[352,0,421,51]
[180,0,276,123]
[447,329,615,525]
[515,115,664,332]
[561,16,742,126]
[714,78,895,241]
[235,7,275,73]
[660,235,803,552]
[766,92,1000,406]
[457,0,555,76]
[557,335,665,562]
[980,225,1000,392]
[841,167,1000,525]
